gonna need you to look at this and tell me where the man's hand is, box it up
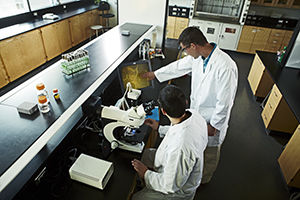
[144,118,159,131]
[207,124,217,136]
[141,71,156,81]
[131,159,148,179]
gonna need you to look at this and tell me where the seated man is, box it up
[131,84,208,200]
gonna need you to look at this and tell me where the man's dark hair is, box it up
[158,84,186,118]
[178,27,208,47]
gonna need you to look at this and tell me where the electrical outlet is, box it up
[33,12,38,17]
[34,167,46,186]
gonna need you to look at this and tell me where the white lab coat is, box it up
[144,109,208,197]
[155,46,238,146]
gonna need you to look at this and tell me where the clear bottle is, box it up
[38,96,50,113]
[36,83,49,102]
[53,88,60,100]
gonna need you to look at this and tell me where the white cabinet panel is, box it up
[219,23,242,51]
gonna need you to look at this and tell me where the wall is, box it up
[118,0,168,48]
[169,0,191,7]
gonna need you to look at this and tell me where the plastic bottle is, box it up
[38,96,50,113]
[279,47,287,63]
[53,88,60,100]
[36,83,49,102]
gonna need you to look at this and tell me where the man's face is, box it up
[180,43,199,59]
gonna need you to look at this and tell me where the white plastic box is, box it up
[69,154,114,190]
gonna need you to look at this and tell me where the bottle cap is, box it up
[38,96,47,103]
[53,88,58,93]
[36,83,45,90]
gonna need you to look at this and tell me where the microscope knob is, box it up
[111,140,119,150]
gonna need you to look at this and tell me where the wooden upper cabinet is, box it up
[0,29,46,81]
[0,56,9,88]
[69,11,93,46]
[41,19,72,61]
[252,0,300,8]
[289,0,300,8]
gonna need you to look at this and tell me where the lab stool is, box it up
[90,25,104,40]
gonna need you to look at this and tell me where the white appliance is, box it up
[69,154,114,190]
[189,19,242,51]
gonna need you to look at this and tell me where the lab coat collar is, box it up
[168,110,193,135]
[200,45,220,82]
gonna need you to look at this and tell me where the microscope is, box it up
[101,82,155,153]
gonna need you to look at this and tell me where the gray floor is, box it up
[163,39,297,200]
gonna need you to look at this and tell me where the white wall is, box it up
[169,0,191,7]
[118,0,168,48]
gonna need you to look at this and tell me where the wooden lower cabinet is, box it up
[41,19,72,61]
[278,125,300,188]
[261,84,298,133]
[0,56,9,88]
[247,54,274,98]
[0,29,46,81]
[69,11,93,46]
[167,16,188,39]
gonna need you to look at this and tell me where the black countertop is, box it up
[0,4,98,41]
[245,15,298,31]
[256,51,300,122]
[0,23,154,200]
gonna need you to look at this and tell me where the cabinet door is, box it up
[167,16,176,39]
[278,125,300,188]
[274,0,290,7]
[261,0,276,6]
[250,27,271,54]
[218,23,241,51]
[41,23,59,60]
[174,17,189,39]
[289,0,300,8]
[69,12,92,46]
[0,30,46,81]
[69,15,83,46]
[0,56,9,88]
[247,54,274,97]
[203,21,221,44]
[81,11,93,41]
[57,20,72,54]
[237,26,256,53]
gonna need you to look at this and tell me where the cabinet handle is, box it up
[268,103,272,109]
[263,114,267,120]
[273,91,278,97]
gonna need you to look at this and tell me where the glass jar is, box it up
[36,83,49,102]
[38,96,50,113]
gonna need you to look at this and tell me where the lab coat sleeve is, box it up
[144,150,194,194]
[210,65,238,131]
[154,56,193,83]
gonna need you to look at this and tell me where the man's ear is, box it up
[186,100,188,105]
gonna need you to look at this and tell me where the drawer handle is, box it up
[263,114,267,120]
[268,103,272,109]
[273,91,278,97]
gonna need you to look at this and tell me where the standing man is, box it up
[131,84,208,199]
[142,27,238,184]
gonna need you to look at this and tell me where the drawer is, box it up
[176,17,189,27]
[267,36,283,44]
[270,29,286,37]
[269,84,282,106]
[284,30,293,38]
[261,108,272,127]
[264,43,281,52]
